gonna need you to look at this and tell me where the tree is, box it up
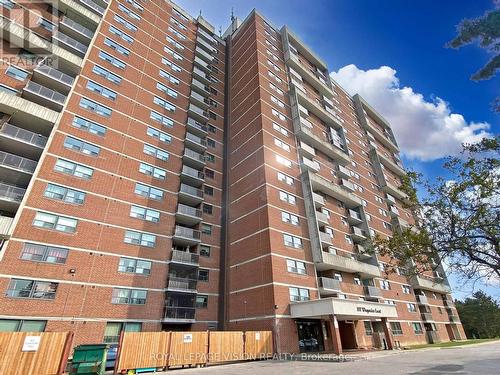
[447,3,500,112]
[455,291,500,339]
[371,137,500,283]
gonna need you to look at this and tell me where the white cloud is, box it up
[331,64,492,161]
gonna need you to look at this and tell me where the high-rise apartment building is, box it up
[0,0,465,353]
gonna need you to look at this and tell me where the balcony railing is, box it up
[53,31,88,55]
[34,64,75,87]
[0,123,47,148]
[416,295,429,305]
[364,285,382,298]
[0,216,14,237]
[171,249,199,266]
[179,184,204,199]
[347,209,362,223]
[23,81,66,105]
[77,0,105,15]
[186,117,208,136]
[167,276,197,292]
[319,277,341,292]
[0,151,37,173]
[0,182,25,202]
[181,165,204,180]
[319,231,333,246]
[60,16,94,39]
[421,312,433,321]
[183,148,205,163]
[177,203,202,219]
[174,225,201,241]
[164,306,195,321]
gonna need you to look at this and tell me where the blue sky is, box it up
[176,0,499,299]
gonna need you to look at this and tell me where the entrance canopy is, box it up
[290,297,398,321]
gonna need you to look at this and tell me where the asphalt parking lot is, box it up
[172,340,500,375]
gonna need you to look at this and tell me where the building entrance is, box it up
[338,320,357,349]
[296,320,325,352]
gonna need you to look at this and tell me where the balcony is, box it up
[0,151,37,186]
[53,31,88,57]
[389,206,400,218]
[449,315,460,323]
[175,203,202,226]
[0,215,14,238]
[294,88,342,130]
[351,227,367,243]
[181,165,205,187]
[191,79,210,98]
[182,148,205,169]
[298,141,315,159]
[381,181,408,202]
[22,81,66,112]
[59,16,94,43]
[197,28,216,45]
[76,0,106,16]
[171,250,199,267]
[0,182,25,214]
[185,132,207,153]
[319,231,333,247]
[426,331,440,344]
[301,157,320,173]
[172,225,201,246]
[0,92,58,131]
[377,150,405,177]
[192,66,212,86]
[347,209,363,225]
[355,244,372,260]
[340,179,355,192]
[195,45,215,63]
[443,298,454,308]
[317,251,380,278]
[178,183,204,205]
[0,123,47,159]
[309,172,362,208]
[194,56,211,73]
[163,306,195,323]
[318,277,342,295]
[337,165,351,179]
[186,117,208,137]
[421,312,434,322]
[312,192,325,208]
[196,37,217,54]
[316,211,329,226]
[364,285,382,298]
[190,90,211,110]
[385,193,396,205]
[33,64,75,95]
[416,295,429,305]
[187,104,209,124]
[409,275,451,294]
[167,276,198,293]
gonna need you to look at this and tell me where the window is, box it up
[6,279,58,300]
[44,183,85,204]
[277,172,293,185]
[153,96,176,112]
[104,38,130,56]
[195,295,208,308]
[200,245,211,257]
[147,127,172,144]
[204,186,214,196]
[203,204,213,215]
[364,321,373,336]
[0,0,15,10]
[286,259,306,275]
[72,116,106,136]
[269,82,284,95]
[164,46,183,61]
[124,230,156,247]
[345,234,352,245]
[201,224,212,235]
[276,155,292,168]
[33,212,77,233]
[279,191,296,205]
[118,3,141,21]
[109,25,134,44]
[380,280,391,290]
[168,26,186,40]
[289,287,309,301]
[407,303,417,312]
[208,125,216,134]
[402,285,411,294]
[272,122,288,136]
[5,65,29,81]
[206,153,215,163]
[143,144,169,161]
[281,211,299,226]
[98,51,126,69]
[104,322,141,343]
[86,81,117,100]
[150,111,174,127]
[166,35,184,50]
[20,243,68,264]
[354,277,361,285]
[271,95,285,108]
[198,269,209,282]
[159,69,180,85]
[156,82,178,98]
[118,258,151,275]
[283,234,302,249]
[205,169,215,179]
[0,84,18,95]
[54,159,93,179]
[274,138,290,152]
[125,0,143,12]
[0,319,46,332]
[412,322,423,334]
[170,17,187,31]
[135,183,164,200]
[64,136,100,156]
[114,15,138,32]
[161,57,182,72]
[38,17,55,32]
[112,288,147,305]
[139,163,166,180]
[390,322,403,335]
[207,138,216,148]
[80,97,112,117]
[130,205,160,222]
[272,108,286,121]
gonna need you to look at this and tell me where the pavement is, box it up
[165,340,500,375]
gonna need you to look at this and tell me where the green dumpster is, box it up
[70,344,109,375]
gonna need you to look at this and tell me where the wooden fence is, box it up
[116,330,273,373]
[0,331,73,375]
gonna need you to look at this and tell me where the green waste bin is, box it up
[70,344,109,375]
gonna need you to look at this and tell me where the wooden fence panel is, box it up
[244,331,273,359]
[117,332,169,371]
[0,332,71,375]
[208,331,244,363]
[168,331,208,367]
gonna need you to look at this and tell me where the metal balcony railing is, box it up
[60,16,94,39]
[181,165,204,180]
[364,285,382,298]
[34,64,75,87]
[24,81,66,104]
[186,117,208,134]
[185,132,207,147]
[0,182,25,202]
[179,184,204,199]
[171,249,199,265]
[167,276,197,292]
[319,277,341,291]
[78,0,105,15]
[0,151,37,173]
[53,31,88,55]
[177,203,202,219]
[0,123,47,148]
[174,225,201,241]
[164,306,195,320]
[184,148,205,162]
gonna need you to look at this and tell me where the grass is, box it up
[406,338,498,350]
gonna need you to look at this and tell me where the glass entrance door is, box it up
[296,320,325,352]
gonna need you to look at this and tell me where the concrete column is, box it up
[381,318,394,350]
[327,314,343,354]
